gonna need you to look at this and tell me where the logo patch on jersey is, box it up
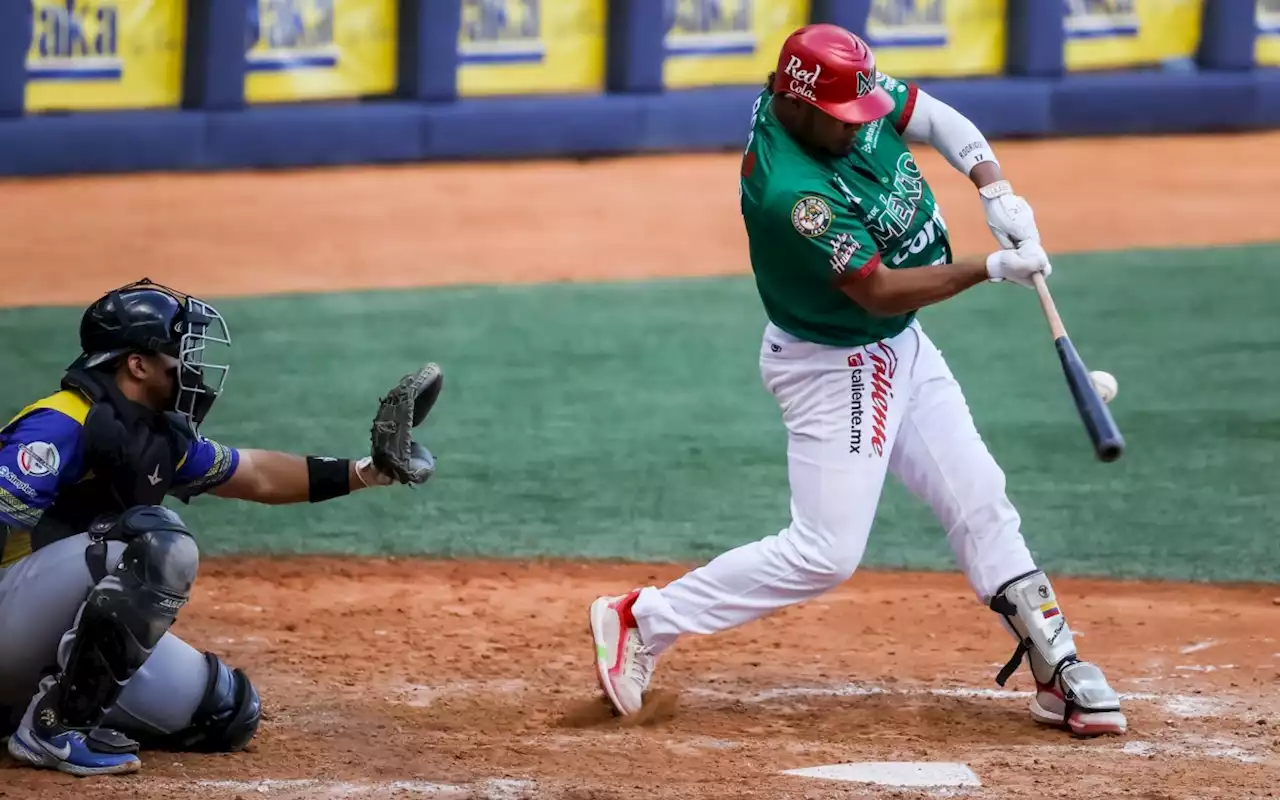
[859,117,884,154]
[16,442,60,478]
[791,196,832,238]
[829,233,861,275]
[0,465,38,498]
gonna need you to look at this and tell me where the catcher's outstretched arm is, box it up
[211,362,443,503]
[211,450,391,504]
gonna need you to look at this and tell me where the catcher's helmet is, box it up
[772,24,895,125]
[72,278,231,429]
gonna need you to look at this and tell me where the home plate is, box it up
[783,761,981,788]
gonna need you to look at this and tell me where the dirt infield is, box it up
[2,561,1277,799]
[1,133,1278,797]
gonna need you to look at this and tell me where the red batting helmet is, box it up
[772,24,894,125]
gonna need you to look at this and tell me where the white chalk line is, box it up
[188,778,537,798]
[1122,737,1269,765]
[1180,639,1220,654]
[684,682,1238,718]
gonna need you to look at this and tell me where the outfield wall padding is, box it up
[0,0,1275,177]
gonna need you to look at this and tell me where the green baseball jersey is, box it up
[739,74,953,347]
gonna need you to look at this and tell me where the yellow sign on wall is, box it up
[458,0,607,97]
[866,0,1006,79]
[1257,0,1280,66]
[245,0,398,104]
[25,0,186,113]
[1065,0,1204,71]
[662,0,810,89]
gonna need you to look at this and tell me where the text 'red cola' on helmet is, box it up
[772,24,895,125]
[72,277,232,430]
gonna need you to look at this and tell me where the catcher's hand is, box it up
[369,363,443,485]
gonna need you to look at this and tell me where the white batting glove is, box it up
[979,180,1040,249]
[987,241,1052,289]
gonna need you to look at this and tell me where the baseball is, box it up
[1090,370,1118,404]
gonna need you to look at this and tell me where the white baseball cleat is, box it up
[1030,661,1127,736]
[589,591,656,716]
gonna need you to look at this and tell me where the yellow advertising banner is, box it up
[865,0,1006,79]
[245,0,398,104]
[1065,0,1204,71]
[1257,0,1280,66]
[25,0,186,113]
[662,0,810,89]
[458,0,607,97]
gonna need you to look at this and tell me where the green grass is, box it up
[1,242,1276,582]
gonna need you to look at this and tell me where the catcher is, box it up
[0,278,440,776]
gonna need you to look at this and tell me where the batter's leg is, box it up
[886,325,1125,736]
[590,323,919,715]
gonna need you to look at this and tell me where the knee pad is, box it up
[145,653,261,753]
[989,569,1077,686]
[54,506,199,727]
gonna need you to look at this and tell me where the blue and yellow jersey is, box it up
[0,390,239,567]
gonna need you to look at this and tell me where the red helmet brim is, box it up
[818,86,896,125]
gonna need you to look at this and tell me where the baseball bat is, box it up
[1031,272,1125,463]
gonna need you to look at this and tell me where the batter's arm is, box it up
[840,256,989,317]
[843,244,1052,316]
[902,88,1000,186]
[902,89,1041,248]
[211,449,387,505]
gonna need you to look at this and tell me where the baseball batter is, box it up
[0,279,441,776]
[590,24,1126,737]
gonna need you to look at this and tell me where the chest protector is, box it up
[31,368,194,552]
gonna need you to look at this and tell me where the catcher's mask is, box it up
[72,277,232,432]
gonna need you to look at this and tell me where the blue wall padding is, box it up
[809,0,870,38]
[918,78,1053,136]
[607,0,665,94]
[183,0,247,110]
[424,95,647,160]
[638,87,760,151]
[204,103,428,169]
[1007,0,1065,77]
[0,2,30,118]
[0,75,1277,176]
[1197,0,1257,71]
[399,0,460,102]
[1051,72,1258,135]
[0,111,207,176]
[1255,71,1280,126]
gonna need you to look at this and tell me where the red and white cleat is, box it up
[589,591,657,716]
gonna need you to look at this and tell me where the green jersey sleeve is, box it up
[877,72,920,135]
[767,186,884,286]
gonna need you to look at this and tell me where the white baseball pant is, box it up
[633,319,1039,654]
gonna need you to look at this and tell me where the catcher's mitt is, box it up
[370,363,442,485]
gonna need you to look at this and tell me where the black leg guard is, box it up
[138,652,261,753]
[41,506,198,733]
